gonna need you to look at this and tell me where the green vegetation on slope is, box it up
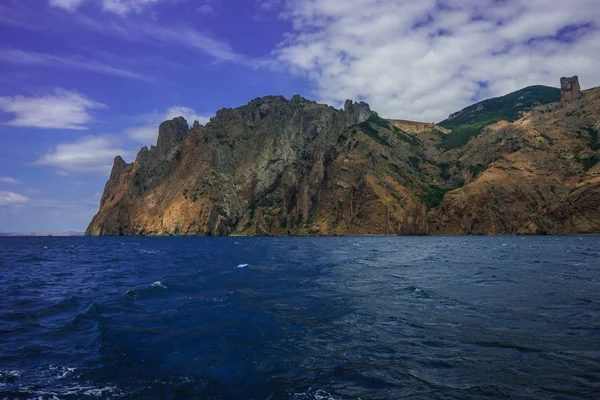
[357,122,390,147]
[419,185,449,209]
[585,126,599,151]
[438,85,560,150]
[581,155,599,171]
[358,115,423,148]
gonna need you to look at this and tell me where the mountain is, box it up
[87,76,600,236]
[438,85,561,149]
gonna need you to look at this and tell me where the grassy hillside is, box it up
[438,85,560,150]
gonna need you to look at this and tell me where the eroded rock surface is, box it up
[88,80,600,236]
[561,76,582,106]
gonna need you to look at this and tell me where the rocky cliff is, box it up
[87,77,600,235]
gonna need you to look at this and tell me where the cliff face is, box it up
[432,79,600,235]
[87,96,438,236]
[87,78,600,236]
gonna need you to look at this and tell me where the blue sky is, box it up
[1,0,599,232]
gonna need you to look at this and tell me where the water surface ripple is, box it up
[1,236,599,399]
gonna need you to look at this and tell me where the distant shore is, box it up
[0,232,85,237]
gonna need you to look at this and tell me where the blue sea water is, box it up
[1,236,599,399]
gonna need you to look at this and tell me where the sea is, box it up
[0,236,599,399]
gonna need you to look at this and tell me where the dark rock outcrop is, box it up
[560,76,582,106]
[156,116,189,157]
[110,156,127,180]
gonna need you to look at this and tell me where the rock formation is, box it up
[156,117,189,157]
[560,76,582,106]
[87,78,600,236]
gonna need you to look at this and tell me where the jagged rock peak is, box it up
[343,99,371,111]
[243,94,318,111]
[343,99,373,125]
[560,76,582,106]
[156,116,189,156]
[110,155,127,179]
[290,94,315,105]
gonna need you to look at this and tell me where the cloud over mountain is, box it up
[274,0,600,121]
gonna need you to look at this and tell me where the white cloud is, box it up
[0,49,151,81]
[196,4,213,14]
[0,3,44,30]
[0,191,28,206]
[49,0,161,15]
[127,105,211,145]
[136,24,249,64]
[36,135,131,175]
[253,0,283,20]
[75,15,253,65]
[0,177,20,184]
[0,193,102,232]
[255,0,282,12]
[274,0,600,121]
[165,106,210,125]
[101,0,160,15]
[49,0,86,12]
[126,125,159,145]
[0,88,106,129]
[40,2,254,65]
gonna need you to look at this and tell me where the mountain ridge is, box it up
[438,85,561,149]
[87,76,600,236]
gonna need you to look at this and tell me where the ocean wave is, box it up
[0,369,21,384]
[291,387,340,400]
[0,365,121,399]
[16,255,55,263]
[125,281,168,300]
[3,236,600,399]
[405,285,432,298]
[49,365,77,380]
[151,281,168,289]
[22,384,122,399]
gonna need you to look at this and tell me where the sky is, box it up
[1,0,599,232]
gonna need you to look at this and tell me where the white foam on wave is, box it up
[151,281,168,289]
[292,387,339,400]
[237,264,249,268]
[11,366,121,399]
[82,385,120,397]
[49,365,76,379]
[0,369,21,378]
[0,369,21,388]
[26,384,120,398]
